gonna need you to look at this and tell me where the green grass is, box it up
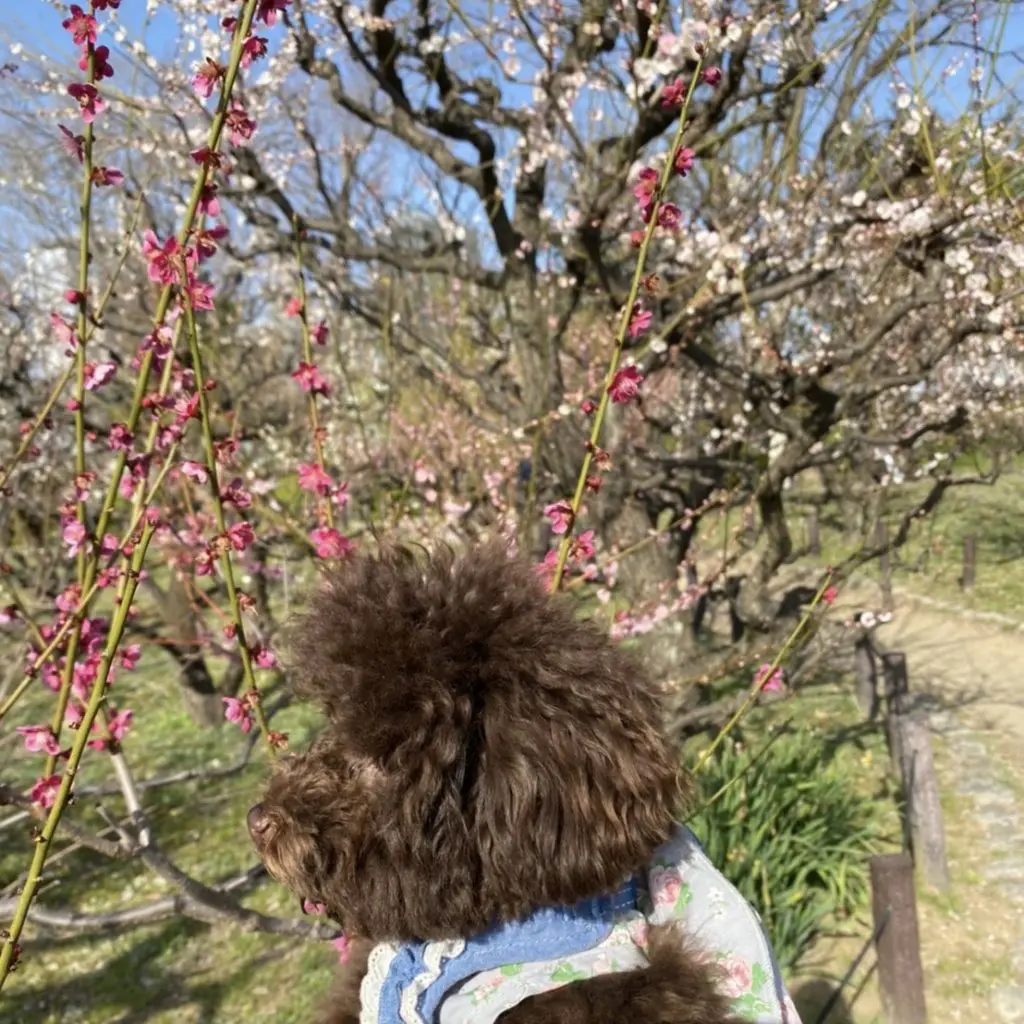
[1,640,334,1024]
[693,465,1024,619]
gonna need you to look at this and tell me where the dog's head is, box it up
[248,542,687,942]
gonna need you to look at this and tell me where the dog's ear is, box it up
[468,609,689,909]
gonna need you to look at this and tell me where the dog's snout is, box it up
[247,803,273,840]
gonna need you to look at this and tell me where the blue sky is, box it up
[1,1,1021,272]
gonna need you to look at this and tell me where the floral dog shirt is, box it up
[360,824,802,1024]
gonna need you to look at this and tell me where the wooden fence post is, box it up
[898,711,951,892]
[882,651,909,772]
[854,631,879,720]
[871,853,928,1024]
[961,535,976,592]
[876,519,893,610]
[807,509,820,556]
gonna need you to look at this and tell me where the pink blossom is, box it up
[108,423,133,452]
[194,548,216,576]
[298,462,333,496]
[0,604,18,624]
[81,45,114,80]
[225,101,257,146]
[535,549,559,583]
[142,231,185,286]
[226,521,255,552]
[311,320,329,345]
[702,67,723,87]
[58,124,85,163]
[63,519,87,556]
[181,460,209,484]
[195,225,229,261]
[253,647,277,669]
[50,312,79,350]
[627,305,652,338]
[310,527,353,559]
[632,167,658,205]
[608,365,644,403]
[184,274,215,312]
[56,583,82,615]
[673,147,695,176]
[108,708,133,743]
[292,362,330,395]
[88,723,109,752]
[94,0,122,9]
[580,398,596,415]
[140,325,175,366]
[220,478,253,509]
[658,203,682,230]
[222,697,253,734]
[62,5,97,46]
[120,644,141,670]
[823,585,838,605]
[198,184,221,217]
[256,0,292,26]
[91,166,124,188]
[191,58,224,99]
[660,77,686,108]
[241,35,269,68]
[285,296,303,317]
[30,775,62,810]
[67,82,105,123]
[84,361,117,390]
[754,663,785,693]
[303,899,327,915]
[570,530,596,561]
[173,390,200,422]
[189,146,229,173]
[99,533,119,558]
[543,500,574,535]
[17,725,62,756]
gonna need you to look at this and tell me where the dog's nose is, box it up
[247,803,272,840]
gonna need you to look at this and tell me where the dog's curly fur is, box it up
[249,542,739,1023]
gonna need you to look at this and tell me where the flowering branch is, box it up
[0,517,157,983]
[0,447,178,724]
[288,220,352,560]
[548,65,705,590]
[692,570,836,776]
[43,5,263,772]
[178,270,274,749]
[0,0,273,981]
[0,194,143,494]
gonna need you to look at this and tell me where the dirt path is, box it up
[873,592,1024,1022]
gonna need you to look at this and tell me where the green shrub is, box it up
[687,729,882,972]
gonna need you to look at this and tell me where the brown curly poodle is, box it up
[247,542,756,1023]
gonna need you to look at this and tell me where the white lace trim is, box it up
[400,939,466,1023]
[360,942,399,1024]
[359,938,466,1024]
